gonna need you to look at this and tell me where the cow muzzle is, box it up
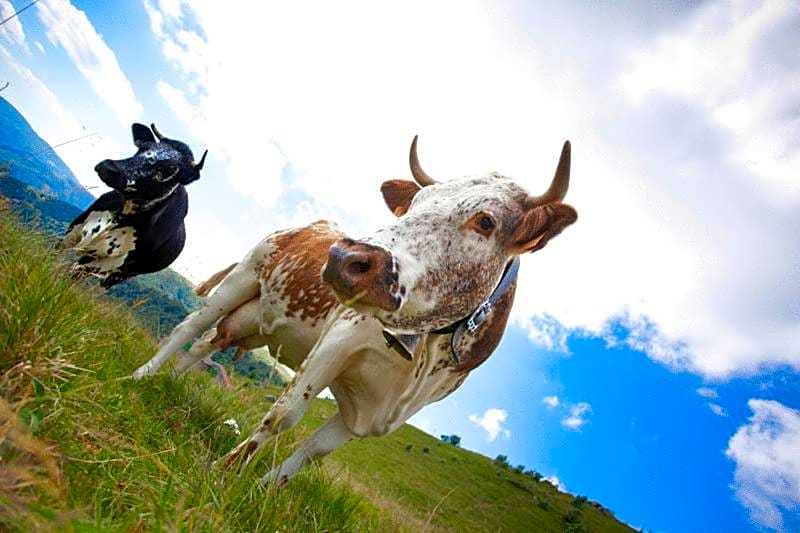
[95,160,128,191]
[322,239,401,312]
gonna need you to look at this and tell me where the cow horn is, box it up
[151,123,166,141]
[524,140,571,208]
[409,135,436,187]
[195,150,208,171]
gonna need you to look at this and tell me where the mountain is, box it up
[0,96,94,209]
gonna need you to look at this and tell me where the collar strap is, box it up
[383,257,521,362]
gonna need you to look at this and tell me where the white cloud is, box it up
[511,0,800,379]
[36,0,142,122]
[619,1,799,195]
[561,402,592,431]
[543,475,565,492]
[726,399,800,531]
[697,387,719,399]
[0,0,27,49]
[708,403,727,417]
[469,408,511,442]
[543,395,560,409]
[141,1,800,379]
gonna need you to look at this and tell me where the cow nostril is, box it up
[348,259,372,275]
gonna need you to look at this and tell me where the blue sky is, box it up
[1,1,799,531]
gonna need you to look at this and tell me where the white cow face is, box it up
[323,138,577,334]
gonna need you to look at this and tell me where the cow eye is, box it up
[466,212,496,236]
[154,164,178,182]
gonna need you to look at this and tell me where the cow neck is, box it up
[382,256,520,364]
[119,184,180,215]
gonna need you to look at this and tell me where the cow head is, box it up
[323,137,577,334]
[94,123,207,209]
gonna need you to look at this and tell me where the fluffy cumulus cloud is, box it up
[141,0,799,378]
[543,395,560,409]
[561,402,592,431]
[0,0,27,48]
[726,399,800,531]
[469,408,511,442]
[36,0,142,122]
[511,0,800,378]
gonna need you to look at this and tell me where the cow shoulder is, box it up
[259,220,344,322]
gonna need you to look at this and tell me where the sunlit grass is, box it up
[0,210,394,531]
[0,207,633,532]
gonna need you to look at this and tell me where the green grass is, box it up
[0,208,634,532]
[0,209,395,531]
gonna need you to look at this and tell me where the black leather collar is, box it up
[383,257,521,363]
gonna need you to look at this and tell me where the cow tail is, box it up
[195,262,239,297]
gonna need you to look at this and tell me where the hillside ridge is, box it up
[0,96,94,209]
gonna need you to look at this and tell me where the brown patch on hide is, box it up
[453,279,517,373]
[259,221,343,321]
[380,179,420,217]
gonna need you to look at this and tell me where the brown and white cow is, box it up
[132,137,577,486]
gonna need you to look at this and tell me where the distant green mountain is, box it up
[0,96,94,209]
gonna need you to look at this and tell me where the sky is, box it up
[1,1,798,531]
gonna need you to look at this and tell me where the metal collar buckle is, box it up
[466,300,492,333]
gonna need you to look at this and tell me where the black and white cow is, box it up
[60,123,207,288]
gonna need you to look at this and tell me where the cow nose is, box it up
[322,240,400,311]
[323,245,376,293]
[95,160,126,191]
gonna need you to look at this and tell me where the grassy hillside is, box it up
[0,210,634,532]
[0,171,282,385]
[0,168,202,335]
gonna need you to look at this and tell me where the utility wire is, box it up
[0,0,40,28]
[6,132,98,170]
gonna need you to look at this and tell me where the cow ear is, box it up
[132,123,156,147]
[179,168,201,185]
[510,203,577,254]
[381,179,421,217]
[179,149,207,185]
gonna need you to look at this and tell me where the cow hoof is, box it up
[260,469,289,489]
[131,364,152,380]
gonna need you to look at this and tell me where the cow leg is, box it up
[172,298,263,375]
[132,241,270,379]
[171,329,219,375]
[222,313,358,473]
[261,413,353,488]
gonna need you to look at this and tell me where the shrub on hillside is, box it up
[494,454,509,468]
[572,495,588,508]
[525,469,543,481]
[564,508,582,524]
[439,434,462,447]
